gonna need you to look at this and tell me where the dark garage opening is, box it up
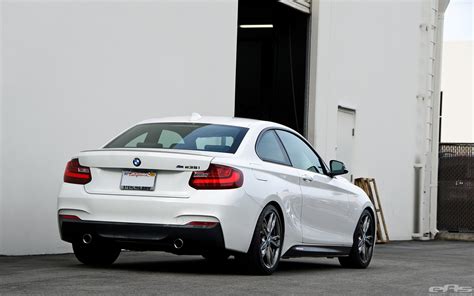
[234,0,309,135]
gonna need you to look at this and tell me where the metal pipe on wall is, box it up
[413,163,430,240]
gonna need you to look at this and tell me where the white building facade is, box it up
[0,0,449,255]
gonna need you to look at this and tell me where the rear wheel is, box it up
[244,204,283,275]
[72,241,121,266]
[339,209,375,268]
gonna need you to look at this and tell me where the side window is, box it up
[276,130,324,173]
[256,130,291,165]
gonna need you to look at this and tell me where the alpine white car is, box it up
[58,115,375,275]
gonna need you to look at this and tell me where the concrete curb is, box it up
[436,231,474,242]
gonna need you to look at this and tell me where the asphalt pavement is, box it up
[0,241,473,295]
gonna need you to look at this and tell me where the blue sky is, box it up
[444,0,473,41]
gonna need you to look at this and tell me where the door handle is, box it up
[302,175,313,182]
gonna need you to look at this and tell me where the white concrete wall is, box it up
[440,0,473,142]
[441,41,474,142]
[312,0,431,240]
[1,0,238,255]
[0,0,4,253]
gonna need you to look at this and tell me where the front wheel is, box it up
[339,209,375,268]
[72,241,121,266]
[244,204,283,275]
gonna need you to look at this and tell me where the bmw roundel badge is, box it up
[133,158,141,167]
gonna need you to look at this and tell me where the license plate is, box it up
[120,171,157,191]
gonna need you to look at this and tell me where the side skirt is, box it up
[282,245,352,259]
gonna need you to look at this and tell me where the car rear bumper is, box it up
[58,183,262,253]
[59,218,225,254]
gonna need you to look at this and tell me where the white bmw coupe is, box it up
[58,115,375,275]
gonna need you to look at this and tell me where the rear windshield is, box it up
[104,123,249,154]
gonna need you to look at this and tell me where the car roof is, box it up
[138,115,288,130]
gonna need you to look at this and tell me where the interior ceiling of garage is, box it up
[278,0,311,14]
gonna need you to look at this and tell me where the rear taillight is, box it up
[189,164,243,189]
[64,158,91,184]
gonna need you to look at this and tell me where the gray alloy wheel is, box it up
[358,214,375,264]
[339,209,375,268]
[259,210,282,269]
[245,204,283,275]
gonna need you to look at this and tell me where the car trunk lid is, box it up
[78,149,212,198]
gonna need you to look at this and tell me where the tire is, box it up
[72,241,121,266]
[202,251,230,263]
[339,209,375,268]
[244,204,283,275]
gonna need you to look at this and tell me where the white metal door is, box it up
[336,108,356,182]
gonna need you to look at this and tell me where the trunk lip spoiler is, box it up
[77,148,216,171]
[80,148,232,158]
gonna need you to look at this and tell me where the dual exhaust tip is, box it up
[82,233,184,250]
[82,233,93,245]
[173,238,184,250]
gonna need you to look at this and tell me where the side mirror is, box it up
[329,160,348,177]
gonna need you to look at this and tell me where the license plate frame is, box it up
[120,170,157,191]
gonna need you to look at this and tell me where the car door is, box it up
[275,130,354,246]
[253,130,304,247]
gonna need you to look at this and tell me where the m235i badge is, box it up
[176,165,201,170]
